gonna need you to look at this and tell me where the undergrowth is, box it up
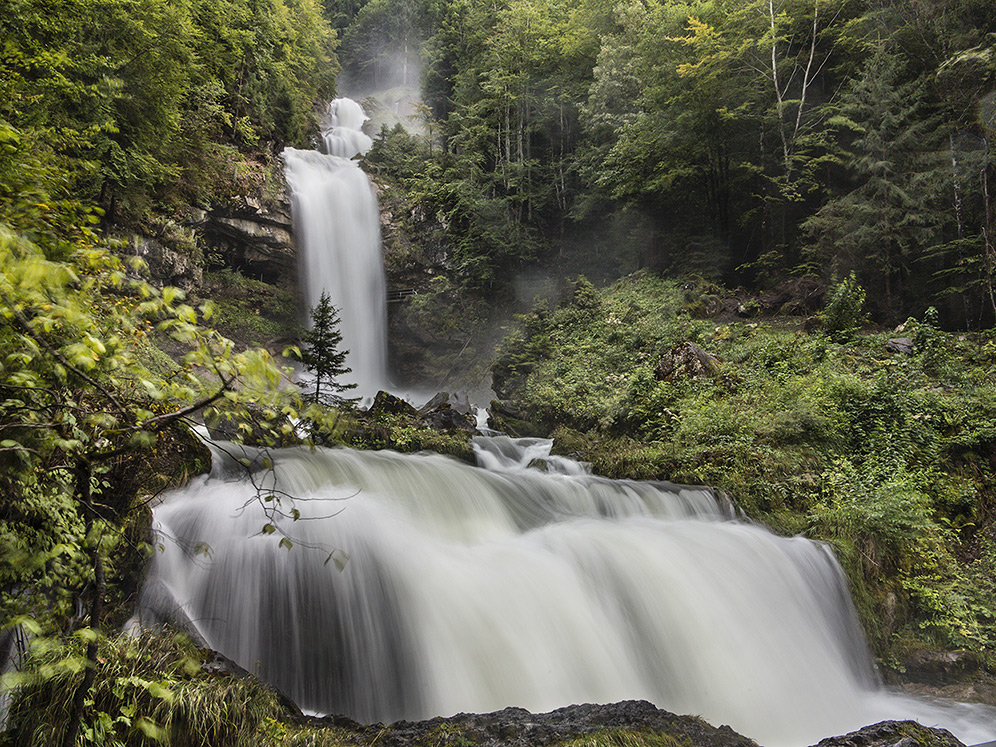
[491,272,996,670]
[4,630,281,747]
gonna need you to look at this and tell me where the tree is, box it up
[301,292,356,405]
[0,198,302,744]
[803,45,945,316]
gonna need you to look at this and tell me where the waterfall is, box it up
[282,98,387,396]
[137,438,996,747]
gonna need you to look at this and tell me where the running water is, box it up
[282,98,388,396]
[136,437,996,747]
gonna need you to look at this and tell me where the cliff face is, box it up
[199,200,297,289]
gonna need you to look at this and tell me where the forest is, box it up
[3,0,996,745]
[353,0,996,327]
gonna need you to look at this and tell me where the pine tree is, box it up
[301,292,356,405]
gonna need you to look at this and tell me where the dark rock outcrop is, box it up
[810,720,966,747]
[419,392,476,432]
[130,235,203,290]
[307,701,757,747]
[887,337,914,355]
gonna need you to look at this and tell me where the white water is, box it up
[137,438,996,747]
[282,98,387,396]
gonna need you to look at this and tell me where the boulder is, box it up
[417,392,476,432]
[887,337,914,355]
[367,390,420,418]
[655,342,721,381]
[809,720,965,747]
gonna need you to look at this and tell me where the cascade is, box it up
[281,98,387,396]
[136,438,996,747]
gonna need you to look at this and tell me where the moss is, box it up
[336,414,476,463]
[202,269,298,350]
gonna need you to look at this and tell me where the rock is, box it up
[199,204,297,287]
[655,342,721,381]
[130,235,203,290]
[419,392,473,417]
[422,407,476,433]
[304,701,758,747]
[367,390,420,418]
[900,648,978,685]
[809,720,965,747]
[887,337,914,355]
[417,392,476,432]
[418,391,451,414]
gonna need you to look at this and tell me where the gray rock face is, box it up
[887,337,914,355]
[199,202,297,287]
[130,235,203,290]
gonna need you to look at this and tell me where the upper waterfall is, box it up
[282,98,388,396]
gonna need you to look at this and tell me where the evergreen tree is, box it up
[803,45,944,317]
[301,292,356,405]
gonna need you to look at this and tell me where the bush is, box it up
[822,272,866,341]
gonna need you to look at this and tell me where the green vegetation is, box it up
[5,631,282,747]
[0,2,344,736]
[1,0,337,226]
[491,273,996,670]
[557,730,689,747]
[203,270,298,350]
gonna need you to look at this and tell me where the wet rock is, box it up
[809,720,965,747]
[368,390,420,418]
[417,392,476,432]
[655,342,721,381]
[306,701,757,747]
[900,648,978,685]
[418,391,451,414]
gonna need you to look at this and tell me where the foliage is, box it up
[202,270,298,350]
[821,271,866,341]
[0,0,338,223]
[0,201,316,742]
[556,730,688,747]
[491,272,996,666]
[3,630,282,747]
[355,0,996,326]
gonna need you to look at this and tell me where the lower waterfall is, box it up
[136,437,996,747]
